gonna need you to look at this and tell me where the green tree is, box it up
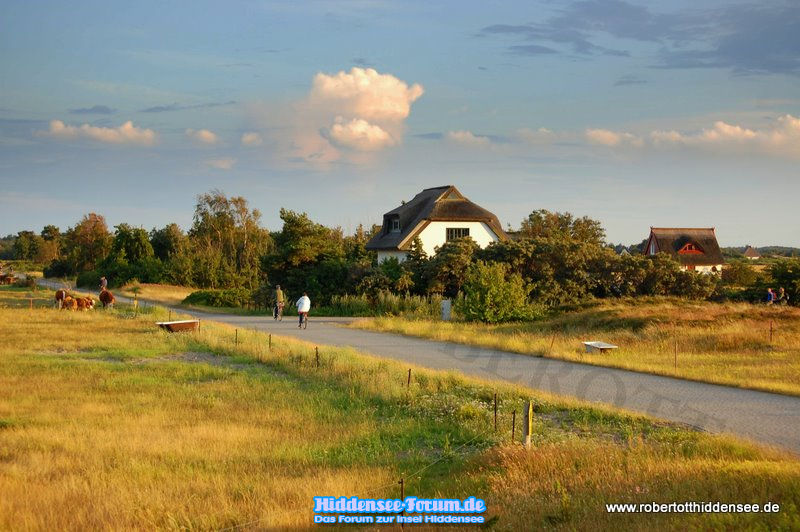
[189,190,272,289]
[63,213,112,273]
[519,209,605,246]
[12,231,40,260]
[425,237,479,297]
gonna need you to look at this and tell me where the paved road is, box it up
[36,281,800,455]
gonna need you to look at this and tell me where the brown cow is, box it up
[61,296,78,311]
[55,289,68,309]
[99,289,115,309]
[76,296,95,311]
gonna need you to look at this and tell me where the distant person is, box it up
[273,284,285,319]
[777,287,789,305]
[99,276,107,292]
[296,292,311,328]
[766,288,775,305]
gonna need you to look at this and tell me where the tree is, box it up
[425,237,479,297]
[64,213,112,272]
[150,223,187,261]
[12,231,40,261]
[189,190,272,289]
[519,209,605,246]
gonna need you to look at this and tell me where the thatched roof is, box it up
[743,246,761,259]
[646,227,724,266]
[366,185,507,251]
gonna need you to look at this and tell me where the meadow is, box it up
[352,298,800,397]
[2,286,799,530]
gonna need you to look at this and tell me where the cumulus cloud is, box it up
[515,127,557,144]
[446,130,491,146]
[241,132,263,146]
[310,67,424,122]
[44,120,155,145]
[322,117,395,151]
[186,128,218,144]
[260,67,424,166]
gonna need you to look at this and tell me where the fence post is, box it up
[269,334,272,351]
[523,401,533,449]
[512,410,516,443]
[315,347,319,368]
[407,368,412,389]
[493,393,497,432]
[235,329,238,345]
[770,320,774,344]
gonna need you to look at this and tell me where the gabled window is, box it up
[391,218,401,232]
[446,227,470,241]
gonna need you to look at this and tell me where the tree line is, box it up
[6,190,798,321]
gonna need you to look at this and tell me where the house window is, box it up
[446,227,470,241]
[391,218,400,232]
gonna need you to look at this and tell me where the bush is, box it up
[182,288,252,308]
[456,261,544,323]
[76,270,103,289]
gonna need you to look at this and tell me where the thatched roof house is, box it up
[644,227,724,273]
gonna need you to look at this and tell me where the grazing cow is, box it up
[99,289,115,309]
[76,296,95,311]
[55,289,68,309]
[61,296,78,311]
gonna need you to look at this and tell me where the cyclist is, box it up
[296,292,311,328]
[273,284,285,320]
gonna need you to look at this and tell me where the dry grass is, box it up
[2,287,800,530]
[118,282,195,307]
[352,298,800,396]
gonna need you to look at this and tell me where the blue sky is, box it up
[1,0,799,246]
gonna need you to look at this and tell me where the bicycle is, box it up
[273,301,284,321]
[299,312,308,329]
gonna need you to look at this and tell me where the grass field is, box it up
[352,298,800,397]
[3,286,800,530]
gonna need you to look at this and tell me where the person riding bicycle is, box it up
[296,292,311,328]
[273,284,285,319]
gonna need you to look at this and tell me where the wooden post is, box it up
[770,320,774,344]
[169,310,172,321]
[399,478,405,528]
[512,410,516,443]
[269,334,272,351]
[523,401,533,449]
[315,347,319,368]
[674,341,678,370]
[235,329,238,345]
[29,298,33,310]
[493,393,497,432]
[549,333,556,356]
[407,368,412,389]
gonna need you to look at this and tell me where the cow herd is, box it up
[54,289,115,310]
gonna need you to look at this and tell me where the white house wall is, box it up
[418,221,500,257]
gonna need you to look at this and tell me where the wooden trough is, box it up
[156,319,200,333]
[582,341,618,354]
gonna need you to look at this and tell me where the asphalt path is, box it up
[37,281,800,455]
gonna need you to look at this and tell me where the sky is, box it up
[1,0,799,247]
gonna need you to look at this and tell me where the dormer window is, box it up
[678,242,703,255]
[391,218,401,232]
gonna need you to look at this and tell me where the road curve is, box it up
[34,281,800,455]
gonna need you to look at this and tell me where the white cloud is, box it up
[310,67,424,122]
[446,130,491,146]
[186,128,218,144]
[44,120,156,145]
[585,128,642,148]
[241,132,263,146]
[650,114,800,157]
[258,67,424,166]
[322,117,395,151]
[206,158,236,170]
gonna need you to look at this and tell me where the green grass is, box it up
[2,286,799,530]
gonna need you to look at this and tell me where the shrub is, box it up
[456,261,544,323]
[183,288,251,308]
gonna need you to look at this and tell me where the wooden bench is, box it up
[582,341,618,354]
